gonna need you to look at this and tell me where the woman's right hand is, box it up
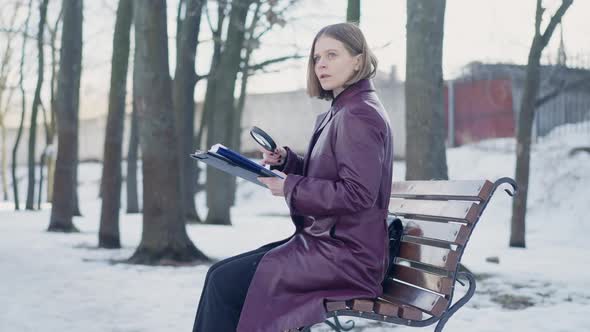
[259,145,287,166]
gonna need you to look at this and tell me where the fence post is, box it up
[448,80,455,147]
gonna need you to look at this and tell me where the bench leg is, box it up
[434,272,477,332]
[322,315,355,331]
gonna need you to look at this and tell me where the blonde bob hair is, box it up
[306,23,378,100]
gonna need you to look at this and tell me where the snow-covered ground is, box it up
[1,125,589,332]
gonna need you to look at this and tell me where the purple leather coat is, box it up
[237,79,394,331]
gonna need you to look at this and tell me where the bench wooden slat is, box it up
[391,180,493,201]
[325,300,348,311]
[373,299,424,320]
[374,299,400,316]
[403,219,471,245]
[382,279,449,317]
[390,264,454,295]
[350,299,374,312]
[396,241,459,271]
[389,198,481,223]
[399,304,424,320]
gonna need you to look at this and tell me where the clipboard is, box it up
[191,149,282,188]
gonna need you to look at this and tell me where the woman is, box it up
[192,23,394,332]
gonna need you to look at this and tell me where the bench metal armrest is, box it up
[492,177,517,197]
[434,272,477,332]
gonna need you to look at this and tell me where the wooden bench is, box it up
[303,177,517,332]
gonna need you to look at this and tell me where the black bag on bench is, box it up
[382,216,403,286]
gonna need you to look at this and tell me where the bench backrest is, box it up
[381,180,495,319]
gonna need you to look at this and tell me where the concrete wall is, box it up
[217,75,406,158]
[3,73,406,166]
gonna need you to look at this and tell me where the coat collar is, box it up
[330,79,375,113]
[311,79,375,137]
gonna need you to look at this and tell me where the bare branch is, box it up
[244,53,305,72]
[45,3,63,37]
[0,27,35,39]
[204,0,216,34]
[540,0,573,48]
[249,66,283,75]
[535,75,590,108]
[534,0,543,38]
[195,72,210,81]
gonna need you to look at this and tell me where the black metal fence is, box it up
[533,54,590,142]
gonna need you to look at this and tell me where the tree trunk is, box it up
[99,0,133,249]
[405,0,448,181]
[38,102,51,209]
[175,0,185,62]
[511,48,541,248]
[45,8,62,204]
[0,4,20,202]
[347,0,360,23]
[129,0,208,264]
[173,0,204,223]
[48,0,83,232]
[11,0,34,211]
[1,87,16,203]
[26,0,49,210]
[72,152,81,216]
[205,0,252,225]
[194,0,227,200]
[37,148,44,209]
[510,0,573,248]
[126,96,140,213]
[1,119,7,201]
[227,0,262,205]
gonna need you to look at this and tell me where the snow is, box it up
[1,124,589,331]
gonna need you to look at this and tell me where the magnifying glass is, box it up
[250,126,277,152]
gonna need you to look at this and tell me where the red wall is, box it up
[444,79,515,146]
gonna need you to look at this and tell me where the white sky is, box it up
[241,0,590,94]
[2,0,589,124]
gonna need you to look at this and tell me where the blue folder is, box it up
[190,144,283,187]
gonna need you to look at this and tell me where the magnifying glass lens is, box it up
[250,126,277,152]
[252,132,269,146]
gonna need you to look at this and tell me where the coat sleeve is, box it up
[283,107,386,217]
[270,146,304,175]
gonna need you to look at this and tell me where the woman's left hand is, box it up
[258,170,287,196]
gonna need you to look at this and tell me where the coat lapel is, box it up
[301,79,376,176]
[302,112,330,175]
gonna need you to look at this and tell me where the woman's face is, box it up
[313,35,361,97]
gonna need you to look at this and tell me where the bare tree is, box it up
[232,0,264,154]
[225,0,301,201]
[347,0,360,23]
[48,0,83,232]
[0,2,21,202]
[200,0,300,225]
[205,0,253,225]
[38,6,63,209]
[99,0,133,248]
[405,0,448,181]
[25,0,49,210]
[130,0,208,264]
[173,0,204,223]
[510,0,573,248]
[0,88,16,201]
[233,0,302,151]
[193,0,228,199]
[11,0,34,210]
[43,6,63,204]
[126,95,140,213]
